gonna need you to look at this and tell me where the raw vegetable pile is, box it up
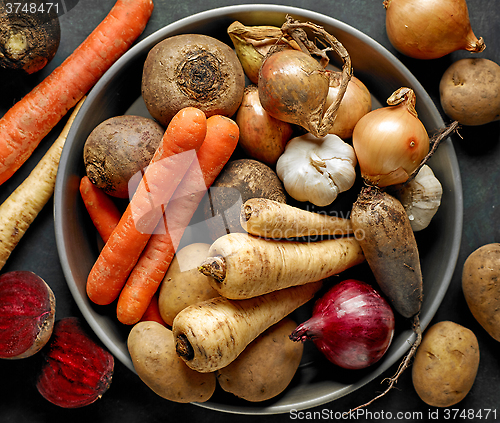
[1,0,499,412]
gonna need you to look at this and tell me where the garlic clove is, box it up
[398,165,443,231]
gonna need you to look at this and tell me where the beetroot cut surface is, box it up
[0,271,56,359]
[36,317,114,408]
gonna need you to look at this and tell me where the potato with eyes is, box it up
[412,321,479,407]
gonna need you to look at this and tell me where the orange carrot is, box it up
[139,294,168,327]
[86,107,207,306]
[116,115,239,325]
[0,0,154,186]
[79,176,121,243]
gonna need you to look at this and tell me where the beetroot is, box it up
[0,271,56,359]
[36,317,114,408]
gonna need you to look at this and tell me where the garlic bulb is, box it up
[276,133,357,207]
[398,165,443,231]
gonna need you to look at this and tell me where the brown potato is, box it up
[439,58,500,126]
[83,115,164,198]
[127,321,216,403]
[158,243,219,326]
[462,243,500,341]
[216,317,303,402]
[412,321,479,407]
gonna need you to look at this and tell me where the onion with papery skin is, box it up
[324,71,372,139]
[384,0,485,60]
[236,85,294,166]
[352,87,429,187]
[258,17,352,138]
[290,279,395,370]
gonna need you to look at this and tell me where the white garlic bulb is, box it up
[398,164,443,231]
[276,133,357,207]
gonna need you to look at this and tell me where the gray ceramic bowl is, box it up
[54,4,463,415]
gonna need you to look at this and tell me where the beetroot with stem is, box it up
[290,279,395,370]
[36,317,114,408]
[0,270,55,359]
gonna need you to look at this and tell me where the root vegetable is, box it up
[86,107,207,306]
[384,0,485,60]
[351,186,423,318]
[0,271,55,359]
[235,84,293,166]
[0,98,84,271]
[116,114,238,325]
[240,198,353,238]
[0,0,60,74]
[199,232,364,300]
[201,158,286,241]
[158,243,219,326]
[142,33,245,127]
[0,0,154,186]
[79,176,121,243]
[412,321,479,407]
[462,243,500,342]
[439,58,500,126]
[139,294,168,327]
[83,115,164,199]
[128,321,216,402]
[216,317,303,402]
[173,280,323,373]
[36,317,114,408]
[290,279,395,370]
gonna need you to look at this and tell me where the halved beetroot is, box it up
[36,317,114,408]
[0,270,56,359]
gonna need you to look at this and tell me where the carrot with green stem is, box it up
[0,98,85,271]
[0,0,154,186]
[86,107,207,306]
[240,197,353,238]
[79,176,121,244]
[199,232,365,299]
[116,115,239,325]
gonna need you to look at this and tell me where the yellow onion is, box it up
[384,0,485,60]
[352,87,429,187]
[323,71,372,139]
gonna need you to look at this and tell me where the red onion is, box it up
[290,279,395,370]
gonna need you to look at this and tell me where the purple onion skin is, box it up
[290,279,395,370]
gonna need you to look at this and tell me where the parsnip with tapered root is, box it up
[173,280,322,373]
[199,232,364,299]
[0,98,85,270]
[240,198,353,238]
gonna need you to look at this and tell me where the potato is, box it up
[462,243,500,341]
[201,158,287,240]
[439,58,500,126]
[216,317,303,402]
[412,321,479,407]
[83,115,164,198]
[158,243,219,326]
[127,321,216,403]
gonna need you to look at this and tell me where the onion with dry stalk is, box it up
[383,0,485,60]
[258,16,352,138]
[352,87,429,188]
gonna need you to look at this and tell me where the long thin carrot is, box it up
[86,107,207,306]
[0,98,85,270]
[139,294,168,327]
[0,0,154,186]
[79,176,121,243]
[116,115,239,325]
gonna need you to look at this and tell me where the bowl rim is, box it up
[54,4,463,415]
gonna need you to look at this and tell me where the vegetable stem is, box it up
[199,256,226,283]
[175,334,194,361]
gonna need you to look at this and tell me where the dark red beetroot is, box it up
[0,271,55,359]
[36,317,114,408]
[290,279,395,370]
